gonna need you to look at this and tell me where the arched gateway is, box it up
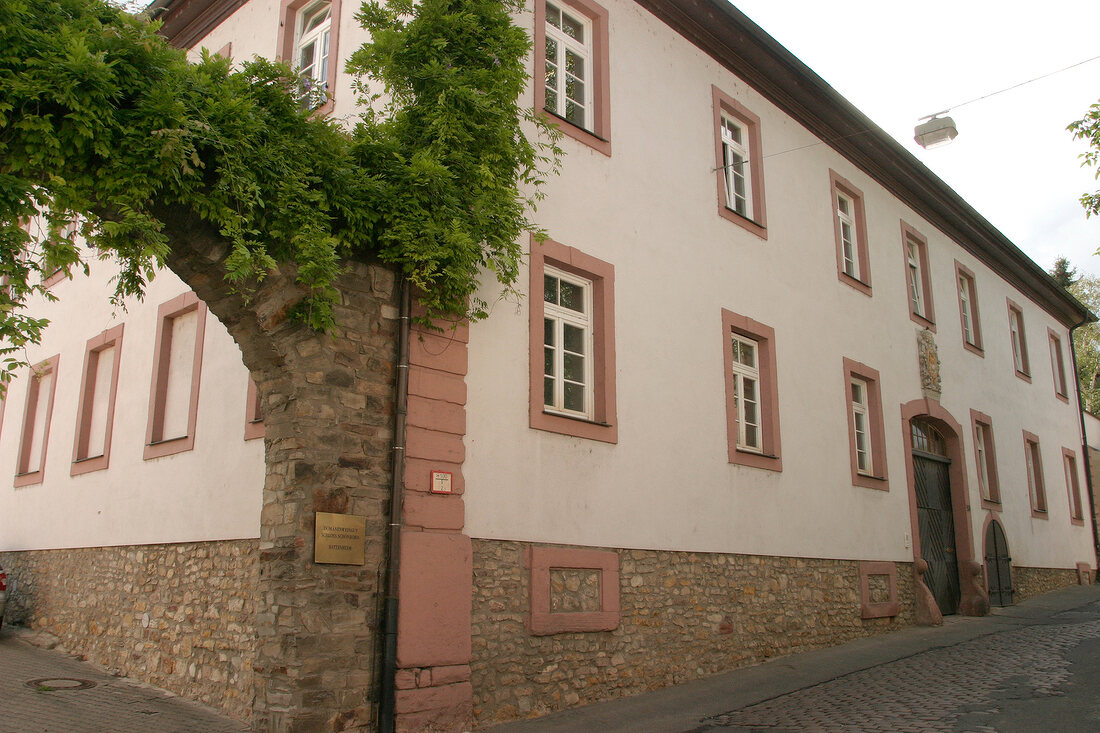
[911,419,959,615]
[902,399,989,623]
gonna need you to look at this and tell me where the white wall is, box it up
[460,0,1094,571]
[0,246,264,551]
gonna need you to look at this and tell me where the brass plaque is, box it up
[314,512,367,565]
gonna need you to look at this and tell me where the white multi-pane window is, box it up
[1025,439,1045,512]
[850,378,872,475]
[1009,308,1027,374]
[906,240,924,317]
[295,1,331,95]
[958,275,974,344]
[731,334,762,452]
[543,267,593,418]
[975,422,991,499]
[837,192,859,279]
[1065,452,1083,520]
[721,115,753,219]
[544,2,592,130]
[1050,334,1067,396]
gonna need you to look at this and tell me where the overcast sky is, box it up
[729,0,1100,279]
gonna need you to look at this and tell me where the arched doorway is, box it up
[912,418,960,615]
[985,520,1014,607]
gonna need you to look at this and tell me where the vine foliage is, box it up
[0,0,559,379]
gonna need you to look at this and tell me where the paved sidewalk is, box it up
[486,584,1100,733]
[0,628,248,733]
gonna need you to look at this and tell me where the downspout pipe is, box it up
[379,276,410,733]
[1069,319,1100,577]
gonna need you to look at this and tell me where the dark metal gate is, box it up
[912,420,960,616]
[984,520,1014,607]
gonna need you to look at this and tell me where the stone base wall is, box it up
[470,540,914,728]
[1012,565,1081,603]
[0,539,257,721]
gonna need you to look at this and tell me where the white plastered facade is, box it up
[462,0,1093,571]
[0,249,263,551]
[1,0,1091,578]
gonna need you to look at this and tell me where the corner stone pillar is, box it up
[157,206,403,731]
[394,315,474,733]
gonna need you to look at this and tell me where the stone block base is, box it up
[0,539,257,721]
[470,540,914,727]
[1012,565,1080,602]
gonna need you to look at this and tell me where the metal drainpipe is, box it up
[379,276,410,733]
[1069,320,1100,576]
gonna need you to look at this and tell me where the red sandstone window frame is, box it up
[144,292,207,460]
[842,358,887,489]
[244,377,266,441]
[712,86,767,239]
[954,261,983,356]
[14,354,60,488]
[42,267,68,289]
[533,0,611,156]
[1048,328,1069,402]
[529,236,617,443]
[277,0,343,117]
[900,221,935,331]
[1023,430,1046,518]
[970,409,1001,509]
[858,561,899,619]
[1007,299,1030,382]
[722,309,781,472]
[526,545,619,635]
[71,324,124,476]
[1063,447,1084,525]
[830,170,871,295]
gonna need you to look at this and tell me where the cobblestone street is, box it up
[701,607,1100,732]
[490,585,1100,733]
[0,630,247,733]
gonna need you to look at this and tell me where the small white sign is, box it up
[430,470,453,494]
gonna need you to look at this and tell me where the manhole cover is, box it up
[26,678,97,691]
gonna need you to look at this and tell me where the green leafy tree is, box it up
[1070,275,1100,413]
[0,0,559,381]
[1070,101,1100,221]
[1050,256,1078,289]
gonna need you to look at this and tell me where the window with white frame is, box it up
[837,192,859,280]
[906,239,924,318]
[721,114,753,220]
[1009,302,1029,377]
[295,1,331,101]
[830,172,870,294]
[1024,434,1046,514]
[843,358,887,489]
[730,334,762,453]
[851,378,872,475]
[1064,449,1083,522]
[544,2,592,131]
[1049,330,1068,398]
[955,262,982,353]
[973,419,1000,503]
[15,355,60,487]
[543,267,593,418]
[722,310,780,470]
[958,275,973,342]
[975,422,990,493]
